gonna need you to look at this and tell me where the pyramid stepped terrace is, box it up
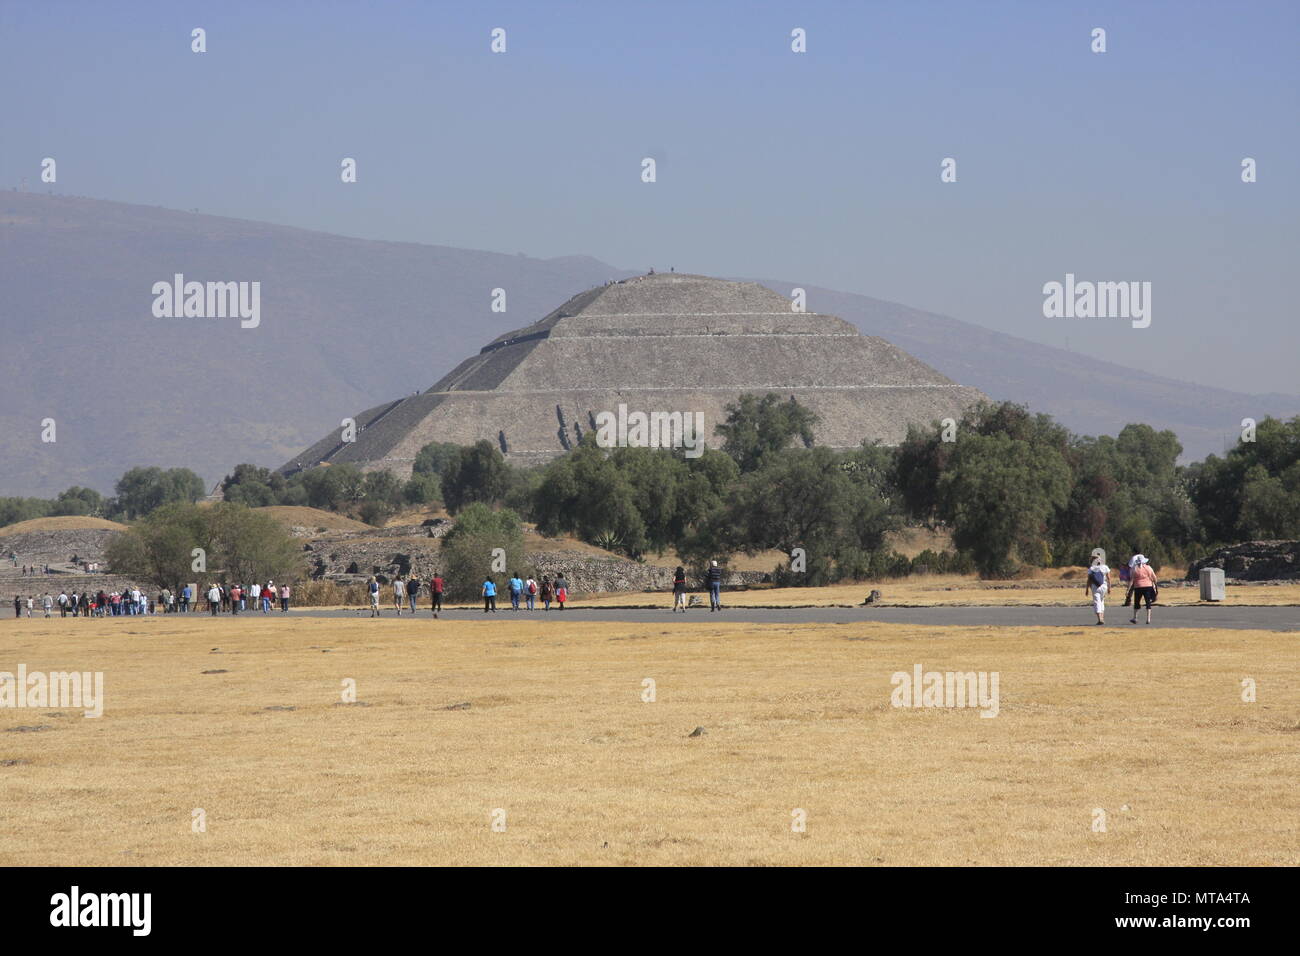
[280,273,986,476]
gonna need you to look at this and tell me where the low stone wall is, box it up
[529,553,766,594]
[1186,540,1300,582]
[303,527,446,578]
[0,528,122,568]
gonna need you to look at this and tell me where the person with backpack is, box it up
[524,575,538,611]
[554,573,567,610]
[368,577,381,617]
[706,560,723,611]
[1084,557,1111,625]
[430,572,443,617]
[482,576,498,613]
[539,576,553,611]
[1129,556,1158,624]
[673,566,687,612]
[406,576,419,614]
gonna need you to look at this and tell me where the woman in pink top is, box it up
[1129,559,1158,624]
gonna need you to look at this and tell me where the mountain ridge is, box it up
[1,192,1293,496]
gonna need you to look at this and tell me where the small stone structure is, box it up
[1186,540,1300,582]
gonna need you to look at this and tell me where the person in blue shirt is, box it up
[508,573,523,610]
[482,577,498,613]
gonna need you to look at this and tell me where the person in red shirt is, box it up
[430,572,444,618]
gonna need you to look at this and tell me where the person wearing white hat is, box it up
[1129,558,1158,624]
[1084,557,1111,625]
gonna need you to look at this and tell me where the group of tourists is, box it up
[366,572,446,617]
[670,561,725,611]
[479,573,568,613]
[197,582,292,615]
[10,581,292,618]
[10,560,743,620]
[1085,552,1160,625]
[13,586,155,617]
[361,571,574,616]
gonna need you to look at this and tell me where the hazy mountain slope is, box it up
[777,283,1298,460]
[0,193,632,495]
[1,193,1293,496]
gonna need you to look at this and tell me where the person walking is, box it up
[524,575,537,610]
[673,566,687,612]
[706,560,723,611]
[1085,557,1111,625]
[554,573,567,611]
[406,577,419,614]
[393,577,406,615]
[508,572,523,611]
[230,584,243,615]
[539,576,552,611]
[368,577,381,617]
[482,576,498,613]
[280,583,291,613]
[430,571,443,618]
[207,584,221,615]
[26,596,34,617]
[13,595,21,618]
[1129,556,1158,624]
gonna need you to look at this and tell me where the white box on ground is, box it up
[1199,568,1225,601]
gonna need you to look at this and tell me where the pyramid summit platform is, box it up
[281,273,986,476]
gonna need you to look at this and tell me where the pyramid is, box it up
[280,274,985,476]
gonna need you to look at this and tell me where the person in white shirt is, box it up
[1084,559,1111,625]
[393,577,405,615]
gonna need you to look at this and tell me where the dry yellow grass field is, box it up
[256,506,372,532]
[0,515,127,536]
[1,614,1295,866]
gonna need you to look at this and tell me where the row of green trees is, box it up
[393,397,1299,581]
[104,502,305,591]
[104,498,531,602]
[11,394,1297,585]
[0,467,207,528]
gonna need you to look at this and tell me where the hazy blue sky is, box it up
[3,0,1296,393]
